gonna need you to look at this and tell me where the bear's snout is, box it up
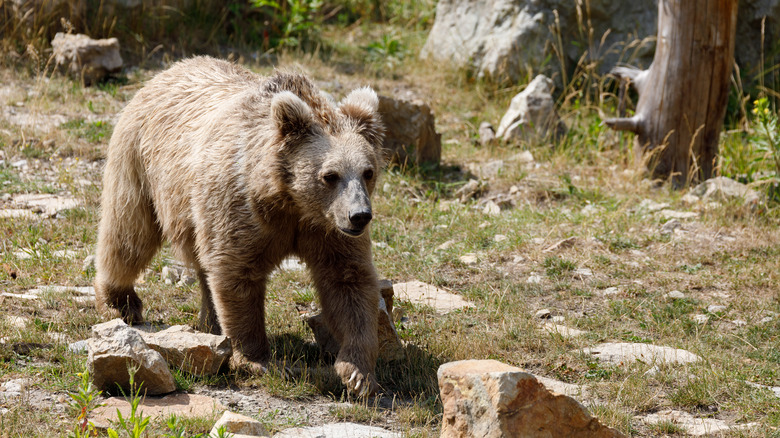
[349,208,373,231]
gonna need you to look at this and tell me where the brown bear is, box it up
[94,56,385,396]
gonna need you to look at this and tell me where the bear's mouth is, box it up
[339,227,366,237]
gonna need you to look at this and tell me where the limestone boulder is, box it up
[87,319,176,395]
[438,359,625,438]
[141,325,232,376]
[581,342,701,366]
[377,94,441,166]
[52,33,123,84]
[496,75,566,143]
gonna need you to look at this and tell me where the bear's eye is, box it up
[322,172,340,184]
[363,169,374,181]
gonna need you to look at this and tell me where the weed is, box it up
[67,369,103,438]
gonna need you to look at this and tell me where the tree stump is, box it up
[605,0,739,187]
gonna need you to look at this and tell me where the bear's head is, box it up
[270,86,385,238]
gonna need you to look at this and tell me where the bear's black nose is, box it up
[349,209,373,229]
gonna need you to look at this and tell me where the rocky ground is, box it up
[1,52,779,437]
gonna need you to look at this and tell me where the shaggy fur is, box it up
[95,56,385,394]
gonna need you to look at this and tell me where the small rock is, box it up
[273,423,394,438]
[692,314,710,324]
[496,75,567,143]
[527,275,543,284]
[87,319,176,395]
[161,266,181,284]
[52,250,79,259]
[582,342,701,366]
[459,253,478,265]
[542,237,577,252]
[478,122,496,146]
[393,281,474,314]
[177,273,197,287]
[455,179,486,203]
[436,240,456,252]
[637,199,670,213]
[141,325,232,376]
[482,200,501,216]
[508,150,534,163]
[0,209,36,219]
[278,257,306,272]
[661,219,682,235]
[52,33,123,84]
[535,309,552,319]
[210,411,268,437]
[5,315,28,329]
[541,323,588,338]
[573,268,592,277]
[438,360,624,438]
[11,159,27,169]
[601,287,620,296]
[665,290,685,299]
[732,319,747,327]
[378,95,441,165]
[1,379,29,394]
[644,366,660,376]
[707,305,728,314]
[640,409,757,436]
[745,381,780,399]
[660,209,699,220]
[688,176,760,206]
[758,316,774,324]
[493,234,508,243]
[82,255,96,271]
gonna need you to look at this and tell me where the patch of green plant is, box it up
[679,263,703,274]
[363,33,406,68]
[251,0,323,48]
[62,118,113,144]
[543,256,577,278]
[584,361,613,381]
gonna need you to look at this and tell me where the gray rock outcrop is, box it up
[422,0,780,85]
[51,32,123,84]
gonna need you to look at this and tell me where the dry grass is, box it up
[1,5,779,437]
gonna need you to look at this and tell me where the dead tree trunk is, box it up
[605,0,739,187]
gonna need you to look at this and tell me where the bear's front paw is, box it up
[229,352,269,375]
[335,362,379,397]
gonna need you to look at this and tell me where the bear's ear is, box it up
[340,87,385,148]
[271,91,314,143]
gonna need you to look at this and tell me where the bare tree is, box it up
[606,0,739,187]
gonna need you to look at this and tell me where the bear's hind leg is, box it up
[94,184,163,324]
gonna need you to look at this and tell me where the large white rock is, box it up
[438,360,624,438]
[496,75,566,143]
[52,32,123,84]
[141,325,232,376]
[87,319,176,395]
[581,342,701,366]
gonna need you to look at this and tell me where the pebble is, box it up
[707,305,727,314]
[534,309,552,319]
[732,319,747,327]
[527,275,543,284]
[665,290,685,299]
[459,253,478,266]
[692,314,710,324]
[493,234,508,243]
